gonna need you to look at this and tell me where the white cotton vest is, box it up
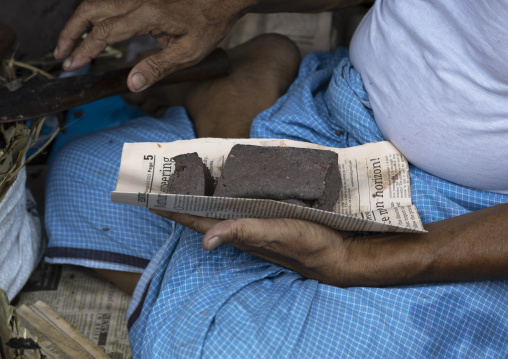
[350,0,508,194]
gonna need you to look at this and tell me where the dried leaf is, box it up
[0,54,63,201]
[0,118,60,201]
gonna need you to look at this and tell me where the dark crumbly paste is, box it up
[213,145,341,211]
[166,152,214,196]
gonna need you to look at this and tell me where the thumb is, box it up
[202,218,290,251]
[128,48,201,92]
[201,218,322,253]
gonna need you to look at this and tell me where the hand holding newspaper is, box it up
[112,139,425,233]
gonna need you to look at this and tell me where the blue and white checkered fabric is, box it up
[45,107,195,272]
[249,49,508,224]
[45,48,508,358]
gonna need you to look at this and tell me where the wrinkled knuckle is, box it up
[175,42,196,58]
[167,40,203,64]
[229,219,252,245]
[187,216,204,233]
[143,57,172,80]
[90,20,111,42]
[76,41,95,59]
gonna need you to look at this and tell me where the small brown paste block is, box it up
[166,152,214,196]
[213,145,341,211]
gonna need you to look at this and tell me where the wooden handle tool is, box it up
[0,48,231,122]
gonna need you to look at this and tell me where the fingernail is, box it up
[53,47,59,58]
[63,57,72,70]
[207,236,222,251]
[132,72,147,91]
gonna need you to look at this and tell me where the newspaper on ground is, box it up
[16,263,132,359]
[112,139,426,233]
[220,12,335,55]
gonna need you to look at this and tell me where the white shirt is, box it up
[350,0,508,194]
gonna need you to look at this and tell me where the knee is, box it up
[51,130,121,166]
[256,33,301,60]
[48,131,123,191]
[254,33,301,79]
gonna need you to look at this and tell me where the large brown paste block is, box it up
[166,153,214,196]
[213,145,341,211]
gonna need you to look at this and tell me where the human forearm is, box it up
[345,203,508,287]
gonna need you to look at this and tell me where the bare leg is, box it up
[94,269,143,294]
[125,33,301,138]
[100,34,301,294]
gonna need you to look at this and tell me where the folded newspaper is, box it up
[112,139,425,233]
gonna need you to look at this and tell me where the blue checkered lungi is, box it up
[45,48,508,358]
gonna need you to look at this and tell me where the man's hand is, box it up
[54,0,247,92]
[151,202,508,287]
[150,210,362,286]
[54,0,368,92]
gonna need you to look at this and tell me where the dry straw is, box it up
[0,35,123,201]
[0,54,60,201]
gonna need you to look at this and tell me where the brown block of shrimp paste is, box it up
[213,145,341,211]
[166,153,214,196]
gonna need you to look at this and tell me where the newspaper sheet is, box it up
[221,12,335,55]
[112,139,425,233]
[16,263,132,359]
